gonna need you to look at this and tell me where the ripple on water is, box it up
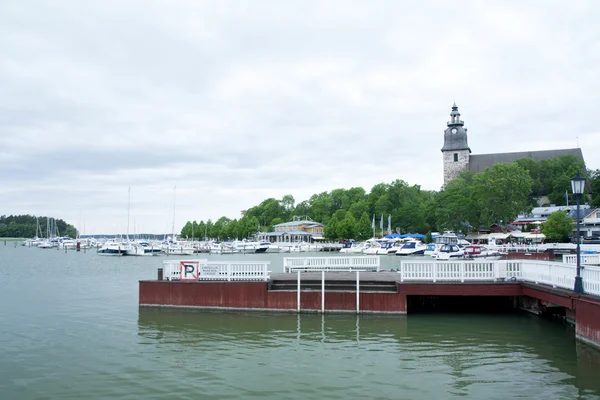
[1,247,600,399]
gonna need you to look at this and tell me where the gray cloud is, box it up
[1,0,599,233]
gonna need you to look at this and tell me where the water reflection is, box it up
[137,308,408,344]
[138,308,600,398]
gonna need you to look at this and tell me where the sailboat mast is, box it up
[172,185,176,241]
[127,186,131,241]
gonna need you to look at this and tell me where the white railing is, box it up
[582,265,600,296]
[399,259,600,296]
[399,260,521,282]
[563,253,600,266]
[486,245,544,253]
[283,256,380,273]
[519,260,576,291]
[162,260,270,281]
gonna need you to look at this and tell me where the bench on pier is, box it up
[283,256,380,273]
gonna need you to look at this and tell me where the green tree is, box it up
[309,192,332,223]
[348,201,369,220]
[222,219,240,239]
[355,212,373,240]
[336,212,356,239]
[280,194,295,220]
[180,221,193,238]
[373,193,393,217]
[473,163,533,228]
[346,187,367,204]
[589,169,600,208]
[541,211,574,242]
[268,217,284,232]
[425,231,433,244]
[0,215,77,239]
[210,217,231,239]
[330,188,349,213]
[324,219,338,239]
[433,172,479,232]
[293,200,311,218]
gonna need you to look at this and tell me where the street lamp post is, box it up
[571,173,585,294]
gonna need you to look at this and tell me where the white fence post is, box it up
[321,270,325,313]
[356,271,360,314]
[297,270,301,313]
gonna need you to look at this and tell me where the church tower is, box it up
[441,103,471,185]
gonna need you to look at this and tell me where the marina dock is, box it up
[139,256,600,350]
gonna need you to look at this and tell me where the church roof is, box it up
[469,148,584,174]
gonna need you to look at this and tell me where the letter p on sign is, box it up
[180,261,199,281]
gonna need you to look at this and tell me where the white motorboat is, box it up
[162,242,195,255]
[260,242,281,253]
[423,243,437,257]
[97,240,127,256]
[233,241,269,254]
[138,241,162,255]
[280,242,311,253]
[362,241,382,255]
[396,240,427,256]
[435,244,464,260]
[208,241,236,254]
[462,245,504,260]
[124,243,146,256]
[375,241,399,255]
[340,241,368,254]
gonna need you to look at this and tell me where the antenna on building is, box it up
[577,136,579,148]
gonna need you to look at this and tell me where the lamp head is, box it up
[571,173,585,195]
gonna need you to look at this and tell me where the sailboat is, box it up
[124,187,145,256]
[162,185,194,255]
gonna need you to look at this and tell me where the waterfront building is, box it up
[441,103,585,185]
[256,218,325,243]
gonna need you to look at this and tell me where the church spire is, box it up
[441,103,470,152]
[442,103,471,185]
[448,103,464,126]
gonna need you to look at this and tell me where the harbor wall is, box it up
[139,280,600,349]
[139,281,407,314]
[575,298,600,350]
[521,284,600,350]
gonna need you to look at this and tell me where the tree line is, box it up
[179,155,594,241]
[0,215,77,239]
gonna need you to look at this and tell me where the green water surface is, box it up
[1,245,599,399]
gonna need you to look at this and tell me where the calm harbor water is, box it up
[1,244,600,399]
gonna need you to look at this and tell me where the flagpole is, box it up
[372,214,375,238]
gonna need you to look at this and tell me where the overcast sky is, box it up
[1,1,599,234]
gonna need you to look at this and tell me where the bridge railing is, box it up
[563,254,600,266]
[283,256,380,273]
[583,265,600,296]
[399,259,600,296]
[519,260,576,291]
[399,260,521,282]
[162,260,271,281]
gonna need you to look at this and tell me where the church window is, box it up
[454,153,458,162]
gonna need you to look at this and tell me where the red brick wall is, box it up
[575,298,600,348]
[139,281,407,313]
[521,286,574,309]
